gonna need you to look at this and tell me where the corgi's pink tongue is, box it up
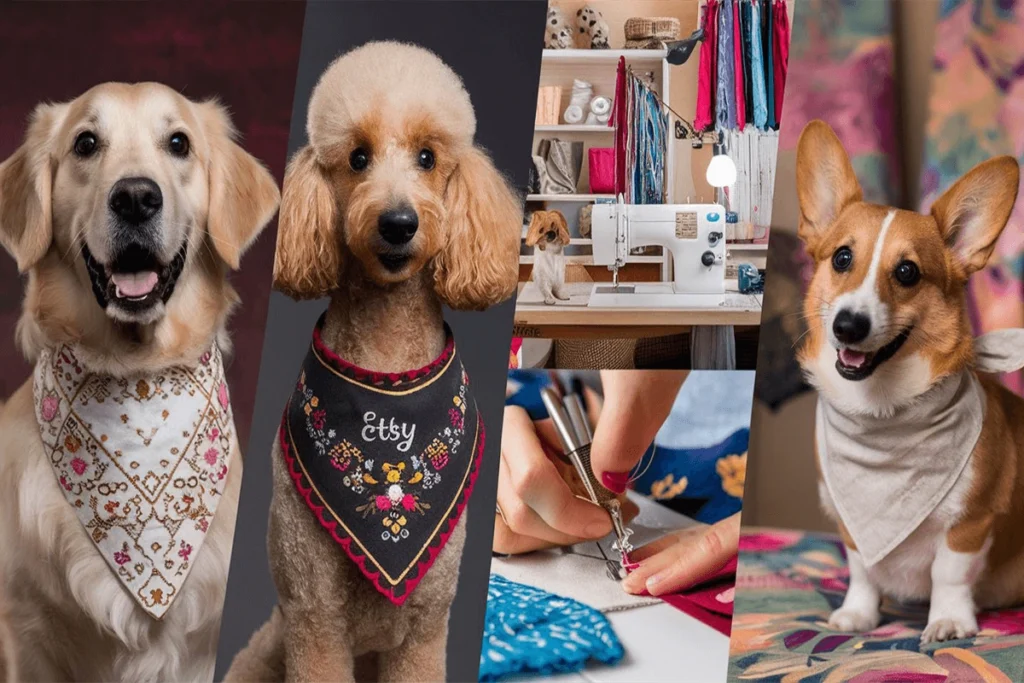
[838,348,868,368]
[111,271,158,298]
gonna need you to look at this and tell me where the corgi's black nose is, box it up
[833,310,871,344]
[378,207,419,245]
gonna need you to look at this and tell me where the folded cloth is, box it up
[656,555,737,636]
[479,574,624,682]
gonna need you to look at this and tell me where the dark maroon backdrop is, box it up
[0,2,304,449]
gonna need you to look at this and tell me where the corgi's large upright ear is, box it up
[795,120,862,255]
[0,103,66,272]
[930,155,1019,276]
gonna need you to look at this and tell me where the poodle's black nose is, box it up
[378,207,419,245]
[109,177,162,225]
[833,309,871,344]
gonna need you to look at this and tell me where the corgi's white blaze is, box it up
[828,210,897,353]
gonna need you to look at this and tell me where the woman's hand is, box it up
[493,404,612,554]
[621,512,740,596]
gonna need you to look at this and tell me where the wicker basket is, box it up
[623,16,680,49]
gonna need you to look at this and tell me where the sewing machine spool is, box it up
[590,198,727,308]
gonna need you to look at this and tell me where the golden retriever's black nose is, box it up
[378,207,418,245]
[833,309,871,344]
[109,177,162,225]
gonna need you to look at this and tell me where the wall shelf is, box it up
[535,124,613,133]
[527,193,613,202]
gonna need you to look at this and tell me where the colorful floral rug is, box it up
[729,529,1024,681]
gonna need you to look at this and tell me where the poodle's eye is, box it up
[168,132,190,158]
[349,148,370,172]
[832,246,853,273]
[73,131,98,158]
[417,148,435,171]
[894,260,920,287]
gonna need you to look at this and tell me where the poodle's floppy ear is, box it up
[552,210,571,245]
[523,211,544,248]
[198,100,280,270]
[273,145,341,300]
[434,146,522,310]
[0,103,65,272]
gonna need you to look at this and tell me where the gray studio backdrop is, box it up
[214,2,544,680]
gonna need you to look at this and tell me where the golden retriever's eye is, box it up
[894,260,920,287]
[417,148,435,171]
[349,148,370,172]
[73,131,98,158]
[832,246,853,273]
[168,132,190,158]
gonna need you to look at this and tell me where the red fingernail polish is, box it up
[601,471,628,494]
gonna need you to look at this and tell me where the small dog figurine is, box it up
[525,210,571,305]
[577,5,611,49]
[225,41,521,682]
[545,6,574,49]
[796,120,1024,644]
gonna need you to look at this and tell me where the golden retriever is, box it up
[0,82,279,681]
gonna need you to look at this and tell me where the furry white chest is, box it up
[533,244,565,287]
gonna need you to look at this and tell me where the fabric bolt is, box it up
[732,0,746,127]
[716,0,736,130]
[772,0,789,125]
[281,314,483,605]
[730,530,1024,680]
[749,0,768,129]
[817,369,984,566]
[34,344,234,619]
[694,0,718,131]
[763,0,776,129]
[479,574,624,682]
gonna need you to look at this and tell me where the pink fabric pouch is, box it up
[588,147,615,194]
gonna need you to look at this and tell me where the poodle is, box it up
[224,41,522,682]
[525,209,571,305]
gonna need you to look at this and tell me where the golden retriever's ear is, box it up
[199,101,280,270]
[273,145,340,300]
[434,146,522,310]
[931,155,1020,276]
[796,120,862,253]
[524,211,543,248]
[553,210,571,245]
[0,103,65,272]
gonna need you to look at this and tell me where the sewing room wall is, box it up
[744,0,1002,532]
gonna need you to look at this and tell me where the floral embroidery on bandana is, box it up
[33,344,234,620]
[281,314,484,605]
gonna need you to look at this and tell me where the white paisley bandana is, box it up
[33,344,235,619]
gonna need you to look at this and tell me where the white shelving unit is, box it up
[526,49,672,279]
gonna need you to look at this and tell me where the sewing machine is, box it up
[589,196,727,308]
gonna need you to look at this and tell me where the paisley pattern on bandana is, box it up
[33,345,234,619]
[281,315,484,605]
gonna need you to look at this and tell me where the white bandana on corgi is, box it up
[33,344,235,619]
[817,330,1024,566]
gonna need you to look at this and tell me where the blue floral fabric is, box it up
[479,574,624,681]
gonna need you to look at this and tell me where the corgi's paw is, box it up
[543,295,556,305]
[554,292,570,301]
[827,606,880,632]
[920,616,978,644]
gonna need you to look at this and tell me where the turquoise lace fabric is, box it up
[479,574,624,681]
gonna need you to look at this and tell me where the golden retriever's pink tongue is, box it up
[111,271,158,298]
[839,348,868,368]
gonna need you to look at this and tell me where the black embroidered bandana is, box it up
[280,314,484,604]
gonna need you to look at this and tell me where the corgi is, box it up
[795,120,1024,644]
[525,210,571,305]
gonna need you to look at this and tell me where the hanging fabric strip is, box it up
[741,0,754,121]
[694,1,718,131]
[613,56,628,197]
[732,0,746,128]
[764,0,777,129]
[716,0,735,130]
[773,0,790,126]
[750,0,768,129]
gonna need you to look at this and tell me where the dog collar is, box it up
[817,368,984,566]
[33,343,235,619]
[280,314,484,605]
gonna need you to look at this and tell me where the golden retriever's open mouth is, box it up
[83,242,187,316]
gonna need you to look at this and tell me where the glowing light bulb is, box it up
[706,154,737,188]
